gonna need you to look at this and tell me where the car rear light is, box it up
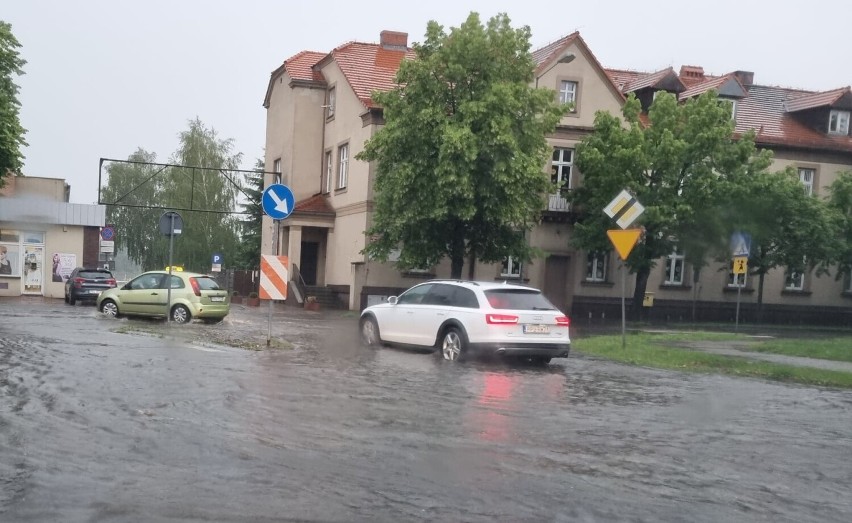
[73,277,85,288]
[106,278,116,286]
[486,313,519,325]
[555,316,571,326]
[189,277,201,297]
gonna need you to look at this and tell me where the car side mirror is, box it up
[388,296,398,305]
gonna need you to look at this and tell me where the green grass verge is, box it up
[747,337,852,363]
[574,332,852,389]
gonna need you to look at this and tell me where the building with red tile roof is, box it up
[262,28,852,322]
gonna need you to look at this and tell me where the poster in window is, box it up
[0,243,20,277]
[52,253,76,282]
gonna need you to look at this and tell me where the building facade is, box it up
[0,176,106,298]
[262,30,852,324]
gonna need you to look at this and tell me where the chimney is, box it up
[380,30,408,50]
[679,65,705,80]
[733,70,754,86]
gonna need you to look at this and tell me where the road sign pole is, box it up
[735,285,741,333]
[167,213,174,323]
[621,262,627,349]
[267,220,279,347]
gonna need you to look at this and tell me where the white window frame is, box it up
[718,98,737,119]
[337,144,349,189]
[829,110,850,135]
[585,252,608,282]
[551,148,573,192]
[664,249,685,285]
[501,256,522,278]
[785,267,805,291]
[324,151,333,194]
[559,80,577,107]
[798,167,815,196]
[327,87,336,118]
[273,158,282,185]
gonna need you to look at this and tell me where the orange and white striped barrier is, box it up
[259,255,289,300]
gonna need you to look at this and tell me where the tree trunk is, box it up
[691,267,701,322]
[450,229,465,279]
[757,271,765,324]
[631,266,650,322]
[467,248,476,280]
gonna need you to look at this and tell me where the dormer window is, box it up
[718,98,737,119]
[829,110,849,135]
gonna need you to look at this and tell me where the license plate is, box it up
[89,290,102,295]
[210,296,225,302]
[523,324,549,334]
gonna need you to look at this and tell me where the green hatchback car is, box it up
[96,270,230,324]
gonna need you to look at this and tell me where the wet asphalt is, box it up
[1,298,851,522]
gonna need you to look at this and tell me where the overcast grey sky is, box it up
[4,0,849,204]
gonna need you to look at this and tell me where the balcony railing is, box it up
[547,192,571,212]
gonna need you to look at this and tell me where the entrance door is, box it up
[300,242,319,285]
[544,255,570,314]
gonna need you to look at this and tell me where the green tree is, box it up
[572,91,773,318]
[357,12,566,278]
[102,119,244,272]
[0,21,27,186]
[102,149,169,270]
[725,167,840,320]
[234,159,264,269]
[162,118,242,272]
[828,171,852,279]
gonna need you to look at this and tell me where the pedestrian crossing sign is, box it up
[733,256,748,275]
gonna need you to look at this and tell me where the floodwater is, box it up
[1,298,851,522]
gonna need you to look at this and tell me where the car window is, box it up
[193,277,220,290]
[484,289,556,310]
[451,287,479,308]
[168,276,185,289]
[129,274,163,290]
[79,270,112,279]
[422,284,456,306]
[397,284,433,305]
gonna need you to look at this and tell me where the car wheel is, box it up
[534,356,552,365]
[441,327,467,362]
[202,317,224,324]
[360,316,381,347]
[171,305,191,324]
[68,294,76,305]
[100,299,119,318]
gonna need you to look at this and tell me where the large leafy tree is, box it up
[357,12,566,278]
[102,119,243,272]
[161,118,242,272]
[725,167,840,319]
[572,91,773,318]
[828,171,852,279]
[0,21,27,186]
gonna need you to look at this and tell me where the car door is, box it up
[121,273,167,316]
[417,284,459,346]
[379,283,433,345]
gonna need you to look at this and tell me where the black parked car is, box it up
[64,267,117,305]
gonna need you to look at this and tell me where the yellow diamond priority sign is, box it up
[607,229,643,261]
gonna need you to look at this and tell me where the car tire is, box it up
[360,316,381,347]
[68,294,76,305]
[171,304,191,324]
[100,299,118,318]
[202,317,224,324]
[440,326,467,362]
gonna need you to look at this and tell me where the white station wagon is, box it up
[359,280,571,363]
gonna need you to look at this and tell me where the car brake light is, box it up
[486,313,519,325]
[556,316,571,326]
[189,277,201,297]
[106,278,116,286]
[73,277,85,288]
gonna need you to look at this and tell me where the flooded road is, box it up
[1,299,851,522]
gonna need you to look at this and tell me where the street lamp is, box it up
[535,53,575,88]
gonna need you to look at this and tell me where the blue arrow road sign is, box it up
[262,184,295,220]
[212,253,223,265]
[731,232,751,257]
